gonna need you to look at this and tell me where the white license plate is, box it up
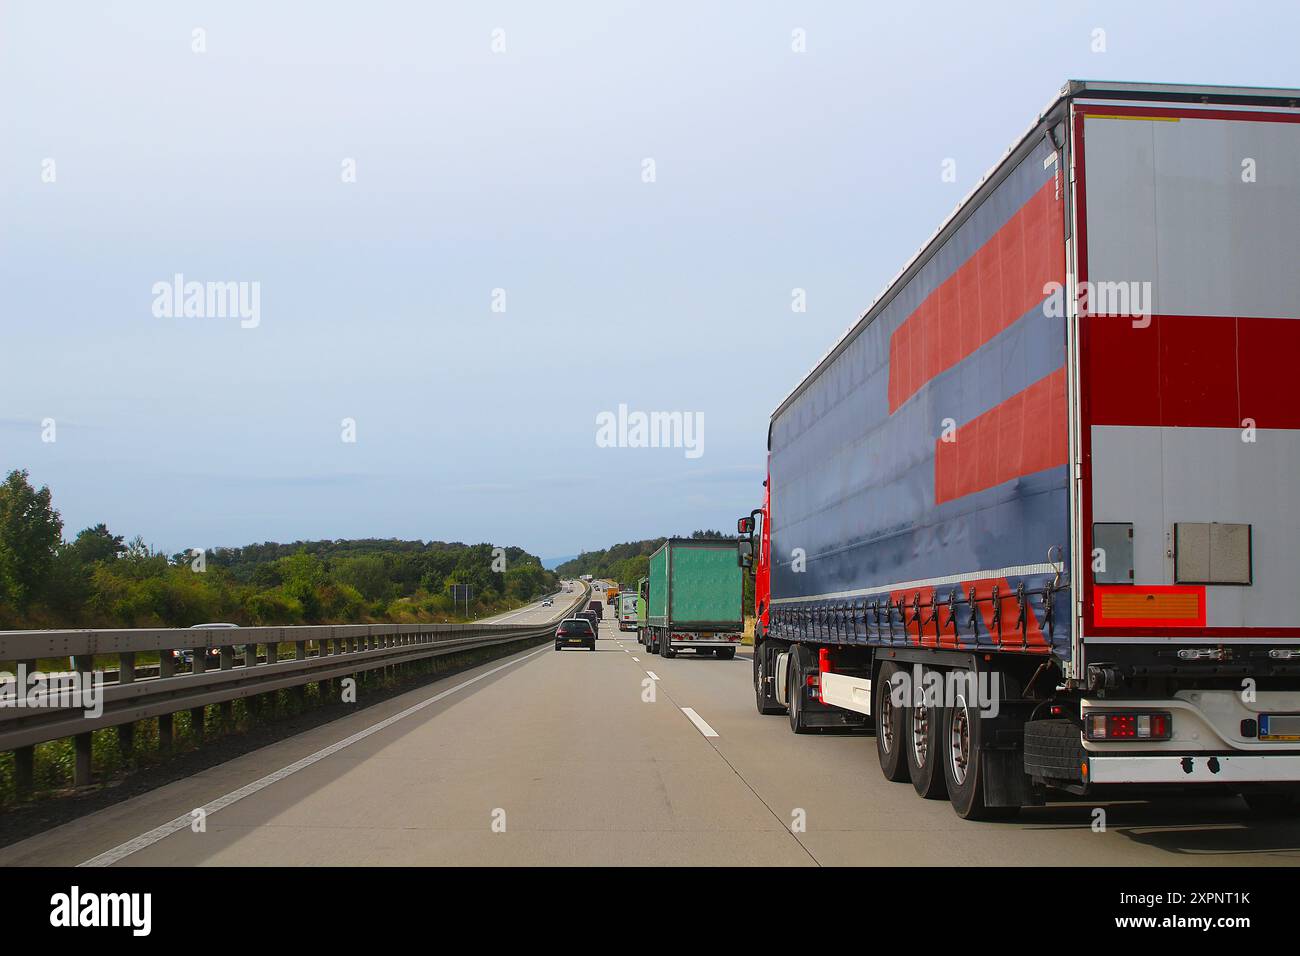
[1260,714,1300,741]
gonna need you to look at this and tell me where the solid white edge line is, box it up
[79,643,552,867]
[681,707,719,738]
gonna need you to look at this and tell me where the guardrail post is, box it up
[117,652,136,756]
[14,658,36,793]
[72,654,94,787]
[159,651,176,752]
[291,642,307,704]
[244,643,258,668]
[266,640,277,664]
[318,638,333,697]
[219,647,234,725]
[190,646,207,735]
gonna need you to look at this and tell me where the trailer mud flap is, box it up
[982,749,1033,807]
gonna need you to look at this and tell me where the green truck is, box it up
[639,538,743,660]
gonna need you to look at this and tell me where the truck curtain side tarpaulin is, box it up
[768,131,1070,658]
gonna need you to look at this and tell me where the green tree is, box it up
[278,551,326,621]
[331,554,394,603]
[0,469,63,609]
[71,523,126,564]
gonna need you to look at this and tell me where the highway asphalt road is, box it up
[478,590,575,625]
[2,591,1299,866]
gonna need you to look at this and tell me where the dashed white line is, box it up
[681,707,719,738]
[79,643,552,867]
[632,657,640,662]
[645,671,659,681]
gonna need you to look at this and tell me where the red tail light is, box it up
[1084,711,1172,741]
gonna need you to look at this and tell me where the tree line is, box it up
[0,469,558,629]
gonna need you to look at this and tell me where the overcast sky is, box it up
[2,1,1297,560]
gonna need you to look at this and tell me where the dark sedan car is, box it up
[555,617,596,651]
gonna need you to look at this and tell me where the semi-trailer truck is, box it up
[643,538,744,660]
[618,591,638,631]
[606,584,620,608]
[737,80,1300,820]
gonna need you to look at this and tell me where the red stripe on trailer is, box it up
[933,367,1068,505]
[1087,314,1300,429]
[888,179,1065,412]
[962,578,1049,649]
[890,585,936,647]
[888,578,1049,649]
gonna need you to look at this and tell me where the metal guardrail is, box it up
[0,584,591,786]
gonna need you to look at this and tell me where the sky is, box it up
[2,1,1298,561]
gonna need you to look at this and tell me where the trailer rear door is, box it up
[1074,99,1300,639]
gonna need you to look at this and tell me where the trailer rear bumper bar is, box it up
[1088,753,1300,785]
[667,633,742,648]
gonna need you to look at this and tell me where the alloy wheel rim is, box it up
[949,696,971,787]
[911,705,929,766]
[880,691,896,754]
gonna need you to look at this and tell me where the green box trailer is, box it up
[642,538,743,660]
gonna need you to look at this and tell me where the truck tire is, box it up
[942,669,1013,820]
[905,667,947,799]
[875,662,910,783]
[716,648,736,661]
[787,644,814,734]
[754,641,786,716]
[1023,719,1086,784]
[661,632,676,659]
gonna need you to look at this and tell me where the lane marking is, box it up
[79,643,552,867]
[681,707,719,738]
[645,671,659,681]
[631,656,640,662]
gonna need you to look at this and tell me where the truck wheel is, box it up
[662,633,677,659]
[905,667,947,799]
[875,662,910,783]
[787,645,814,734]
[716,648,736,661]
[754,641,786,716]
[942,670,1008,820]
